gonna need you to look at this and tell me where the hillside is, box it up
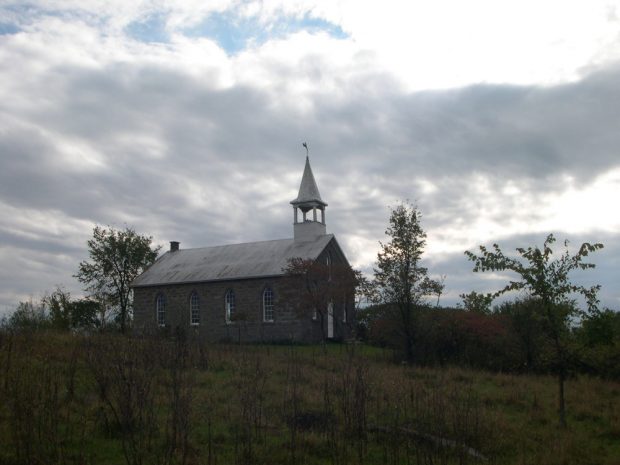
[0,332,618,465]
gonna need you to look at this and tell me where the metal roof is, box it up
[132,234,335,288]
[290,156,327,207]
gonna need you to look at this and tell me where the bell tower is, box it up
[291,155,327,241]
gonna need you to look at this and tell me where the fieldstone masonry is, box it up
[134,277,351,343]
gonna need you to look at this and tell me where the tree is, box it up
[576,309,620,379]
[7,299,49,330]
[44,287,73,330]
[44,287,100,330]
[282,257,357,342]
[465,234,603,427]
[71,299,100,329]
[495,297,545,371]
[75,226,160,333]
[373,203,443,362]
[353,269,376,310]
[460,291,493,314]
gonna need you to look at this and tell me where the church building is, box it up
[132,156,354,342]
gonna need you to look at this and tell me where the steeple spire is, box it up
[290,149,327,241]
[291,155,327,207]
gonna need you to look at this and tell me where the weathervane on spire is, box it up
[302,141,309,158]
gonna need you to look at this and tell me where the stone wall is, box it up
[133,238,356,343]
[133,275,355,343]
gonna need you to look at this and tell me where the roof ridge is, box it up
[172,237,294,252]
[168,234,334,253]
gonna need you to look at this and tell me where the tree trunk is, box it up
[558,368,567,428]
[120,309,126,334]
[399,300,416,363]
[405,336,414,364]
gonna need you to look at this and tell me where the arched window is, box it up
[263,287,274,322]
[156,294,166,327]
[342,299,347,323]
[190,292,200,325]
[225,289,235,322]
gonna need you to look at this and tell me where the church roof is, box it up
[290,156,327,207]
[132,234,335,288]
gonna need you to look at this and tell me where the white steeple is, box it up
[291,155,327,241]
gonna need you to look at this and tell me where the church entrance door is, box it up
[327,302,334,339]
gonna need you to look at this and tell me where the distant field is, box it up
[0,332,618,465]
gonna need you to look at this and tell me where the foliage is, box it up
[7,299,49,330]
[373,202,443,362]
[465,233,604,427]
[579,309,620,347]
[282,256,358,341]
[353,269,376,309]
[355,303,398,347]
[419,308,516,370]
[44,286,100,330]
[460,291,493,314]
[576,309,620,379]
[44,287,72,329]
[495,298,546,371]
[347,298,620,382]
[5,289,100,332]
[361,304,523,370]
[70,299,101,329]
[352,270,377,340]
[465,234,603,310]
[75,226,160,333]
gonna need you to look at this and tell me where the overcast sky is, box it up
[1,0,619,314]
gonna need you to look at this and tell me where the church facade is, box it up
[132,156,354,343]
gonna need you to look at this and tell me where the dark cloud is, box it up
[1,40,619,312]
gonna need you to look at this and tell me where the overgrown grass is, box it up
[0,331,618,465]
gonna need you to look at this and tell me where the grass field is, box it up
[0,331,618,465]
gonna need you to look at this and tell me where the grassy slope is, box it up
[0,333,618,465]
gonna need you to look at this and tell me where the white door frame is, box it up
[327,301,334,339]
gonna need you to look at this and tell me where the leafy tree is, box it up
[351,270,377,340]
[576,309,620,379]
[8,299,49,330]
[460,291,493,314]
[495,297,545,371]
[465,234,603,427]
[283,257,358,342]
[70,299,100,329]
[75,226,160,333]
[44,287,73,330]
[44,287,100,330]
[373,203,443,362]
[353,270,376,310]
[579,309,620,347]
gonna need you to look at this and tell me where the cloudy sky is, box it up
[1,0,619,313]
